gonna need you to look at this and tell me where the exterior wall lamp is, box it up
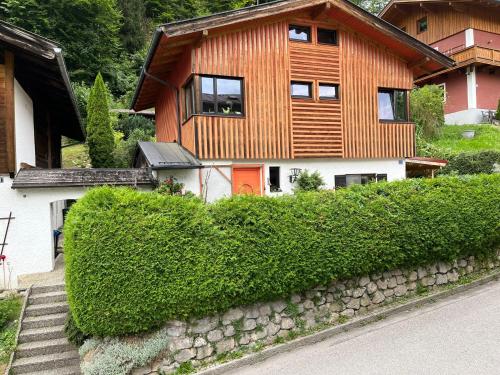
[289,168,302,183]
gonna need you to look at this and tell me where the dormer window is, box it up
[417,17,428,34]
[289,25,311,42]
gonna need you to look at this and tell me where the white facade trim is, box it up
[466,65,477,109]
[465,28,474,48]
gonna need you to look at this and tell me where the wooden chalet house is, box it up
[380,0,500,125]
[133,0,453,200]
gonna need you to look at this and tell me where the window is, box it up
[437,83,447,103]
[378,89,408,121]
[319,83,339,100]
[335,174,386,188]
[318,28,337,45]
[417,17,427,34]
[289,25,311,42]
[269,167,281,192]
[291,81,312,98]
[201,76,243,116]
[183,78,195,120]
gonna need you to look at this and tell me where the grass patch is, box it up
[62,143,91,168]
[430,125,500,155]
[0,296,22,366]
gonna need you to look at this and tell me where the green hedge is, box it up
[440,151,500,175]
[65,175,500,336]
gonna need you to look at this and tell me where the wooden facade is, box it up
[0,51,15,174]
[141,1,452,161]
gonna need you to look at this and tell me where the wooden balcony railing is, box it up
[451,46,500,65]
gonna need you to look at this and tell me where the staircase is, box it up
[10,284,81,374]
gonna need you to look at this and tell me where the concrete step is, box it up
[19,325,65,344]
[30,284,66,296]
[25,302,69,318]
[16,338,74,358]
[20,365,81,375]
[11,351,80,374]
[29,291,67,305]
[22,313,67,330]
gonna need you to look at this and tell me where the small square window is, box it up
[417,17,427,34]
[318,28,337,45]
[291,81,312,98]
[319,83,339,100]
[289,25,311,42]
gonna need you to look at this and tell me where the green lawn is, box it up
[62,143,91,169]
[430,125,500,155]
[0,296,22,370]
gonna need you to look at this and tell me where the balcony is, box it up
[448,45,500,65]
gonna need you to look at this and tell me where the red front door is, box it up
[232,166,263,196]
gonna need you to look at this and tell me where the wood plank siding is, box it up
[0,52,15,174]
[154,13,419,160]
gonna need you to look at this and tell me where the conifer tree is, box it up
[86,73,115,168]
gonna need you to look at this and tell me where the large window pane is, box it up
[201,77,215,113]
[394,90,408,121]
[378,91,395,120]
[216,78,243,115]
[291,82,312,98]
[289,25,311,42]
[184,79,195,119]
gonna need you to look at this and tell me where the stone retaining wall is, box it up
[84,252,500,374]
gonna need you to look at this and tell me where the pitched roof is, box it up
[132,0,454,111]
[0,20,84,141]
[11,168,154,189]
[136,142,202,169]
[379,0,500,19]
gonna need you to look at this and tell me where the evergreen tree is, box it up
[86,73,115,168]
[118,0,147,53]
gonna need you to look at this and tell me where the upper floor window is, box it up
[289,25,311,42]
[319,83,339,100]
[201,76,243,116]
[378,89,408,122]
[417,17,427,34]
[184,78,195,120]
[317,28,337,45]
[291,81,312,98]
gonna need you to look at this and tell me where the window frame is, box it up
[269,166,281,192]
[318,83,340,100]
[288,24,312,43]
[437,83,447,103]
[378,88,409,122]
[183,77,196,121]
[199,75,245,117]
[317,28,338,46]
[291,81,313,99]
[417,16,428,34]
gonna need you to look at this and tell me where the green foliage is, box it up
[65,314,90,346]
[175,362,195,374]
[113,128,154,168]
[294,170,325,192]
[65,175,500,337]
[0,296,21,364]
[440,151,500,175]
[86,73,116,168]
[496,99,500,121]
[155,177,187,196]
[118,0,147,54]
[116,115,155,139]
[411,85,445,142]
[0,296,21,330]
[71,82,92,127]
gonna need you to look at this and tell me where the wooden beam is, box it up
[408,56,430,69]
[419,2,433,13]
[5,51,16,174]
[310,2,332,20]
[393,4,408,15]
[194,29,209,48]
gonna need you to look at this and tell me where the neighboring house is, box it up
[0,21,154,288]
[380,0,500,125]
[132,0,453,200]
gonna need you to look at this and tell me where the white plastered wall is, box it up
[14,79,36,170]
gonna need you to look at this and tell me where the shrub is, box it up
[65,314,90,346]
[411,85,445,140]
[113,128,154,168]
[496,99,500,121]
[0,297,21,329]
[116,115,155,139]
[86,73,115,168]
[294,170,324,192]
[65,175,500,336]
[440,151,500,175]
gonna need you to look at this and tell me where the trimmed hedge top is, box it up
[65,175,500,336]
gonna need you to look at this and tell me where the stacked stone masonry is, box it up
[126,252,500,374]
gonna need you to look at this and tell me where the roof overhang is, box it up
[380,0,500,22]
[135,142,202,170]
[0,21,84,141]
[11,168,154,189]
[406,157,448,168]
[132,0,454,111]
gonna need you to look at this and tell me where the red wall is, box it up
[474,30,500,50]
[427,70,468,114]
[476,67,500,110]
[431,31,466,55]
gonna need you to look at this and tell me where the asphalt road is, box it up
[229,280,500,375]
